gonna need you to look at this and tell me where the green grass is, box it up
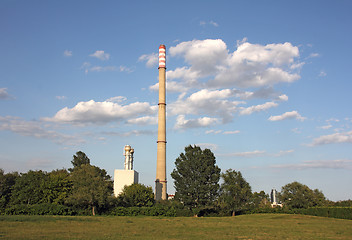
[1,214,352,239]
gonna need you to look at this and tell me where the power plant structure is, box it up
[113,145,139,197]
[155,44,167,200]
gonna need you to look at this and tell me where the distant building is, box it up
[113,145,139,197]
[270,188,283,208]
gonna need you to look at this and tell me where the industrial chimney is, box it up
[155,44,167,200]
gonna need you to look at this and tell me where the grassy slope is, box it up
[1,214,352,239]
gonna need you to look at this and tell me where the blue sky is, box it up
[1,0,352,201]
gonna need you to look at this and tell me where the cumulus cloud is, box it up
[239,101,278,115]
[0,116,84,145]
[169,89,242,123]
[149,81,189,93]
[127,116,157,125]
[169,39,228,77]
[89,50,110,60]
[271,159,352,170]
[309,131,352,146]
[139,53,158,68]
[0,88,13,100]
[268,111,306,121]
[43,99,157,125]
[174,115,219,129]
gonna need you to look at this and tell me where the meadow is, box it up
[1,214,352,239]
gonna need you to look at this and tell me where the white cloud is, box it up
[319,71,327,77]
[102,129,155,137]
[127,116,157,125]
[239,101,278,115]
[318,124,332,130]
[205,129,222,134]
[223,130,240,135]
[0,116,84,145]
[209,21,219,27]
[0,88,13,100]
[169,89,242,123]
[277,94,288,101]
[271,159,352,170]
[43,99,157,125]
[272,149,294,157]
[169,39,228,77]
[196,143,218,151]
[221,150,266,158]
[89,50,110,60]
[309,131,352,146]
[56,96,67,100]
[268,111,306,121]
[63,50,72,57]
[174,115,219,129]
[149,81,189,93]
[139,53,158,68]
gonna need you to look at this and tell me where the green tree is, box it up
[69,151,90,172]
[219,169,252,216]
[43,169,72,204]
[252,191,270,209]
[0,169,19,211]
[9,170,47,205]
[67,164,113,215]
[280,181,326,209]
[171,145,221,209]
[117,183,154,207]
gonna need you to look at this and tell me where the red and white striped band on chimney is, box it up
[159,45,166,68]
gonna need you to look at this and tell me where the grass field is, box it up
[1,214,352,239]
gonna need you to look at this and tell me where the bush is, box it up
[4,204,75,215]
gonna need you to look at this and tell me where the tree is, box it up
[280,181,326,209]
[69,151,90,172]
[67,164,113,215]
[252,191,270,209]
[0,169,19,211]
[9,170,47,205]
[117,183,154,207]
[171,145,221,209]
[219,169,252,216]
[43,169,72,205]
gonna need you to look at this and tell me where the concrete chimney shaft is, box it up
[155,44,167,200]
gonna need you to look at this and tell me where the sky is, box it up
[1,0,352,201]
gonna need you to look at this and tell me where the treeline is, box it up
[1,147,351,218]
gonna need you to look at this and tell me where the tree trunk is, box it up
[232,210,236,216]
[92,206,95,216]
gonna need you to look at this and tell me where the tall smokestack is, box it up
[155,44,167,200]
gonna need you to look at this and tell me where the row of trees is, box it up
[0,151,154,215]
[171,145,335,215]
[1,145,347,216]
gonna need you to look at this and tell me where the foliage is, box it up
[43,169,72,205]
[117,183,154,207]
[251,191,271,209]
[295,207,352,220]
[69,151,90,172]
[219,169,252,215]
[171,145,220,209]
[67,164,113,215]
[0,169,19,212]
[4,203,75,215]
[280,181,326,209]
[9,170,48,205]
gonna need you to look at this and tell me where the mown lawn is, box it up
[1,214,352,239]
